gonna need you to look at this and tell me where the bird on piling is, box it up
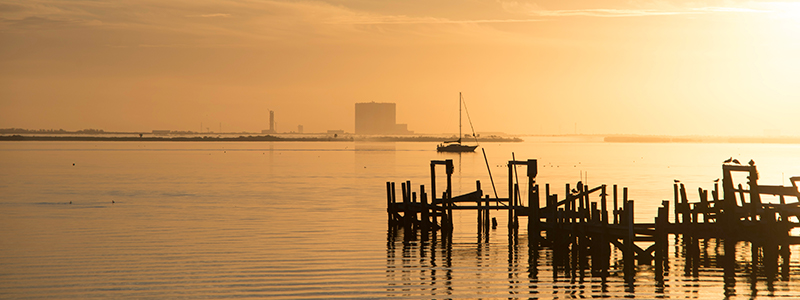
[732,159,740,164]
[674,179,680,183]
[714,178,720,182]
[724,157,733,163]
[749,159,755,166]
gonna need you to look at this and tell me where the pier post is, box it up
[412,191,418,231]
[386,182,394,226]
[421,185,429,234]
[673,183,680,224]
[484,195,491,235]
[655,200,669,278]
[565,183,571,228]
[476,181,482,238]
[624,200,635,276]
[679,183,688,224]
[583,184,590,223]
[445,160,454,233]
[508,162,514,230]
[601,185,608,224]
[430,162,437,203]
[529,184,539,242]
[748,166,762,222]
[513,183,520,230]
[613,185,619,224]
[401,182,410,232]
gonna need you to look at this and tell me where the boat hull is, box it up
[437,144,478,152]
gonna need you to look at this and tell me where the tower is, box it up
[269,110,275,133]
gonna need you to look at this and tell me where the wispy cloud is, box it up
[500,1,774,18]
[692,7,770,13]
[188,13,232,18]
[325,15,542,25]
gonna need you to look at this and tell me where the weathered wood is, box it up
[401,182,410,231]
[673,183,679,224]
[508,162,514,230]
[386,182,394,224]
[388,158,800,280]
[601,185,608,224]
[614,184,619,225]
[625,200,635,273]
[421,185,429,232]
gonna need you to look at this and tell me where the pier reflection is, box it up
[384,158,800,297]
[386,226,799,298]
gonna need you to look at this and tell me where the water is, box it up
[2,139,800,298]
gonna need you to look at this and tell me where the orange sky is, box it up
[1,0,798,135]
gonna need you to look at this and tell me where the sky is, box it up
[1,0,799,136]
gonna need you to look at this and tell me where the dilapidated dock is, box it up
[386,158,800,278]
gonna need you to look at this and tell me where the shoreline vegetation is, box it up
[0,134,523,143]
[1,128,799,144]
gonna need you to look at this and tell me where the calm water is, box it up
[2,139,800,299]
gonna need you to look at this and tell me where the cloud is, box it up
[189,13,232,18]
[1,16,86,29]
[499,1,773,18]
[324,15,542,25]
[692,7,770,13]
[0,3,26,13]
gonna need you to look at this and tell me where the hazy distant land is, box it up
[603,135,800,144]
[4,128,800,144]
[0,128,523,143]
[0,134,527,142]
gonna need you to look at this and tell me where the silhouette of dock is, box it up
[386,158,800,280]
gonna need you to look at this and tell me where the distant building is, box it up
[262,110,277,134]
[297,125,303,134]
[354,102,414,135]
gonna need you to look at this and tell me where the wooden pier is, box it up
[386,158,800,278]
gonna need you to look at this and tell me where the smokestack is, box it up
[269,110,275,133]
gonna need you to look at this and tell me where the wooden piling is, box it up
[614,184,619,225]
[421,185,429,233]
[529,184,539,242]
[508,162,514,230]
[484,195,491,234]
[401,182,410,231]
[387,157,800,283]
[386,182,393,223]
[624,200,635,274]
[601,185,608,224]
[673,183,679,224]
[446,160,454,232]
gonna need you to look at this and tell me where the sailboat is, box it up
[437,92,479,152]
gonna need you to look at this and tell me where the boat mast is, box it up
[458,92,462,145]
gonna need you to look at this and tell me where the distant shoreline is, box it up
[603,135,800,144]
[0,134,523,143]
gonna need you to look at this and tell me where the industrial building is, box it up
[354,102,413,135]
[262,110,276,134]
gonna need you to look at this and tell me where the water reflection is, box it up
[386,227,800,298]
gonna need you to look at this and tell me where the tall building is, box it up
[262,110,277,134]
[355,102,413,135]
[269,110,275,133]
